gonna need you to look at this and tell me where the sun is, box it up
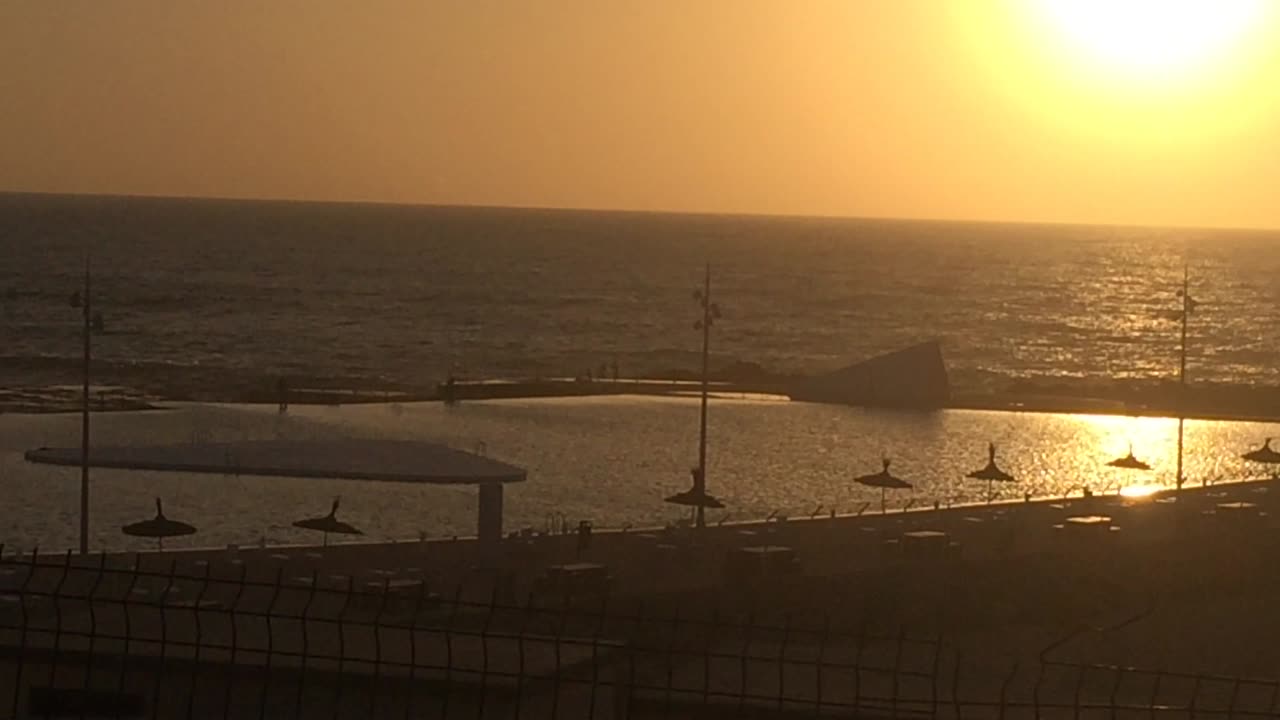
[1031,0,1267,82]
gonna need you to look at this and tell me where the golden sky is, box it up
[3,1,1280,228]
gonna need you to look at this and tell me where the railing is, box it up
[1,551,1277,719]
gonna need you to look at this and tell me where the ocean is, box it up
[4,193,1280,551]
[4,192,1280,394]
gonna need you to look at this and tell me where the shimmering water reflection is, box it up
[1,397,1277,552]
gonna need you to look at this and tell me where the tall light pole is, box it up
[1174,265,1197,490]
[70,255,93,554]
[692,263,721,529]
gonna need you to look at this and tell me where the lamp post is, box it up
[692,263,721,528]
[69,256,94,554]
[1174,265,1198,490]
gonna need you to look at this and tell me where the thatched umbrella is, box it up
[665,469,725,522]
[966,442,1016,502]
[1242,438,1280,464]
[664,487,725,509]
[1242,438,1280,475]
[122,498,196,550]
[1107,442,1152,471]
[855,458,913,513]
[293,497,363,546]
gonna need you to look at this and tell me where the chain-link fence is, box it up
[1,551,1276,719]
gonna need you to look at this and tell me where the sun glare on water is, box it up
[1032,0,1267,83]
[1119,484,1163,499]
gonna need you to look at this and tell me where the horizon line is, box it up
[1,188,1277,235]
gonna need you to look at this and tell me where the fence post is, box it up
[402,577,429,720]
[513,592,535,720]
[815,614,830,716]
[222,563,249,720]
[118,553,143,713]
[738,610,755,717]
[853,618,867,713]
[1226,677,1242,720]
[369,578,392,720]
[624,601,647,720]
[778,614,793,714]
[1032,660,1048,719]
[478,584,498,720]
[552,587,576,720]
[441,585,462,720]
[295,572,318,720]
[151,559,178,720]
[1073,665,1087,720]
[664,606,681,717]
[1188,675,1202,720]
[999,662,1019,720]
[930,633,943,720]
[258,567,284,720]
[892,627,906,720]
[187,560,212,720]
[588,593,609,720]
[45,551,74,698]
[1148,670,1164,720]
[83,552,107,699]
[9,549,39,720]
[331,576,356,720]
[1108,666,1124,720]
[704,607,720,712]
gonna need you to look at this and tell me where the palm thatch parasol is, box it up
[855,458,913,513]
[122,498,196,550]
[293,497,363,546]
[1242,438,1280,475]
[1107,442,1152,471]
[665,468,725,524]
[966,442,1016,502]
[664,487,725,509]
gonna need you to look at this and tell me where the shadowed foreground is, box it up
[3,478,1280,718]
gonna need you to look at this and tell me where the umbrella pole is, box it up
[881,488,886,514]
[323,531,328,547]
[158,537,163,551]
[988,479,994,504]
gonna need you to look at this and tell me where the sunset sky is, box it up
[3,1,1280,228]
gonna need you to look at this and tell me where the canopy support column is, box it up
[478,482,504,544]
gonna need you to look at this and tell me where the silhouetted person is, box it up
[277,377,289,414]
